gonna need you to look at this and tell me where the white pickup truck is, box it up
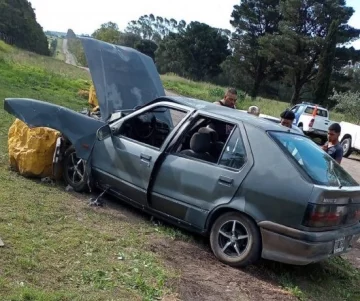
[289,102,333,143]
[339,122,360,157]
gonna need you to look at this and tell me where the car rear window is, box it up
[270,131,358,187]
[304,107,328,117]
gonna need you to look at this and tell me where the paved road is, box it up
[341,157,360,182]
[62,39,77,65]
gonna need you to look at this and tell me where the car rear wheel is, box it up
[341,138,352,158]
[209,212,261,267]
[63,147,89,192]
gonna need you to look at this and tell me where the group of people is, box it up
[214,88,344,164]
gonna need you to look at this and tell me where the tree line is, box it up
[0,0,49,55]
[68,0,360,108]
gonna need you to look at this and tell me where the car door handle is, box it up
[140,153,152,161]
[218,176,233,186]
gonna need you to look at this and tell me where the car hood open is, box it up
[81,37,166,121]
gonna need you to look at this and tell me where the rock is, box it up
[0,237,4,247]
[65,185,73,192]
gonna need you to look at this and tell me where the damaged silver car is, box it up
[4,38,360,267]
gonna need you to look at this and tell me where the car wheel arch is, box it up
[205,204,262,234]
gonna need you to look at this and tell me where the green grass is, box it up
[161,73,347,123]
[0,41,178,300]
[1,40,360,301]
[260,257,360,301]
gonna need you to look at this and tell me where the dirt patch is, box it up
[342,238,360,269]
[147,238,296,301]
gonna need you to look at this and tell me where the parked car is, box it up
[339,121,360,157]
[290,102,333,143]
[239,110,304,135]
[4,38,360,268]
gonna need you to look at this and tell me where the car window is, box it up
[218,127,247,170]
[118,106,188,149]
[270,132,358,187]
[290,105,300,113]
[304,107,328,118]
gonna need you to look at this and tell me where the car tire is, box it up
[209,212,261,267]
[341,138,352,158]
[63,146,90,192]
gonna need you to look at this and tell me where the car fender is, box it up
[204,197,266,231]
[4,98,105,160]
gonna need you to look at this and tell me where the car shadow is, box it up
[347,156,360,162]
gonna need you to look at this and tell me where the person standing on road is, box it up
[279,109,304,135]
[280,109,295,128]
[213,88,238,109]
[322,123,343,164]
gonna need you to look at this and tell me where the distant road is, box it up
[62,39,176,96]
[62,39,77,65]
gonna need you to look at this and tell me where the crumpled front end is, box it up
[4,98,105,160]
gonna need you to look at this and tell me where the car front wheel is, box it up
[210,212,261,267]
[63,146,90,192]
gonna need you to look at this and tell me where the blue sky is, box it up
[30,0,360,49]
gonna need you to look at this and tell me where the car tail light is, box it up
[308,118,314,128]
[302,203,360,228]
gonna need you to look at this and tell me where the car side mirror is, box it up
[96,124,112,141]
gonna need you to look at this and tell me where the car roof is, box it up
[155,96,299,134]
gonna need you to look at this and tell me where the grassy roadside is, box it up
[1,40,360,301]
[0,41,179,300]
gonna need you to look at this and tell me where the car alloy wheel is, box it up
[63,146,90,192]
[218,220,250,258]
[210,212,261,267]
[67,152,85,185]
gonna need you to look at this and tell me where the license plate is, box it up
[333,237,346,254]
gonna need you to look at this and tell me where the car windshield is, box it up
[270,131,358,187]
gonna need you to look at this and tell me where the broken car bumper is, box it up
[258,221,360,265]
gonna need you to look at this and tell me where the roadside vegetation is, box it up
[161,73,348,122]
[0,41,179,301]
[1,40,360,301]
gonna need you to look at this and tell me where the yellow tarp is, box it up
[88,84,99,107]
[8,119,60,178]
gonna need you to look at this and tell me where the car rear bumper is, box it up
[258,221,360,265]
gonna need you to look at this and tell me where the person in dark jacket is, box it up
[280,109,295,128]
[322,123,343,164]
[213,88,237,109]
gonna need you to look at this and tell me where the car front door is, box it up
[91,102,190,207]
[149,115,253,230]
